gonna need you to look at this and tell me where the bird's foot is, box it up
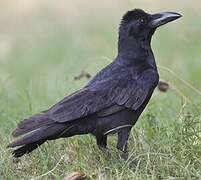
[98,146,111,157]
[119,151,128,160]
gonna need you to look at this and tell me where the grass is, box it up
[0,1,201,179]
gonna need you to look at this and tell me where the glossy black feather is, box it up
[8,9,170,158]
[49,65,158,122]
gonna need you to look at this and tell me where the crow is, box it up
[8,9,181,158]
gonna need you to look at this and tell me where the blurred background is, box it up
[0,0,201,100]
[0,1,201,179]
[0,0,200,119]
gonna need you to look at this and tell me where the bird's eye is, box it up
[139,17,146,24]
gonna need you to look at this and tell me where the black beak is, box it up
[150,12,182,28]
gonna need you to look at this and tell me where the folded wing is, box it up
[49,69,159,123]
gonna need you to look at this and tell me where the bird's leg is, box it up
[96,135,111,157]
[117,128,131,159]
[96,135,107,150]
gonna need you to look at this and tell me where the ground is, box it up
[0,1,201,179]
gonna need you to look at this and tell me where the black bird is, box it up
[8,9,181,158]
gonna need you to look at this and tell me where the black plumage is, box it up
[8,9,181,158]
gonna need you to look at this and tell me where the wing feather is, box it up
[48,69,159,123]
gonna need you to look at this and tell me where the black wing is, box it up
[48,69,159,123]
[48,88,113,122]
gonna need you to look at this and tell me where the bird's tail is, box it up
[8,113,68,158]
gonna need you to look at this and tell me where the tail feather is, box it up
[9,124,66,148]
[8,113,70,157]
[9,127,48,148]
[12,113,53,137]
[12,140,45,158]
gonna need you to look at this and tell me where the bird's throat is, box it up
[117,36,156,69]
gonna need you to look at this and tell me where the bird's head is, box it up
[119,9,182,41]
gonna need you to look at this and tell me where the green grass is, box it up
[0,2,201,179]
